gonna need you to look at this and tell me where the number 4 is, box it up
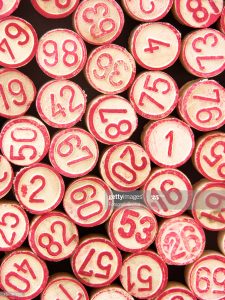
[144,38,170,53]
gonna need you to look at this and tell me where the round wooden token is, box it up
[180,28,225,78]
[108,204,158,252]
[142,118,195,168]
[36,29,87,79]
[0,202,29,251]
[0,0,20,18]
[29,211,79,262]
[185,251,225,300]
[0,116,50,166]
[86,94,138,144]
[217,231,225,255]
[49,127,99,178]
[14,163,65,215]
[192,180,225,231]
[129,22,181,71]
[31,0,79,19]
[0,249,48,300]
[144,168,193,218]
[155,282,197,300]
[156,216,206,266]
[63,176,113,227]
[0,68,36,119]
[173,0,223,28]
[99,142,151,191]
[219,6,225,34]
[193,132,225,181]
[120,250,168,299]
[73,0,124,45]
[129,71,179,120]
[71,236,122,288]
[36,80,87,128]
[0,17,38,68]
[0,155,13,199]
[91,286,134,300]
[85,44,136,94]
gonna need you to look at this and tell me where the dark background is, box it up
[0,0,224,299]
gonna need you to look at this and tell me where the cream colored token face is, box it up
[156,287,196,300]
[0,0,20,18]
[74,0,124,45]
[218,231,225,255]
[0,155,13,199]
[91,287,134,300]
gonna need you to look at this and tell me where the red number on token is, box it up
[203,141,225,178]
[144,38,170,53]
[0,38,15,59]
[165,130,174,157]
[127,265,152,292]
[14,259,36,280]
[5,22,30,45]
[193,88,220,103]
[29,175,46,203]
[58,284,82,300]
[196,267,225,294]
[186,0,209,22]
[43,40,58,66]
[43,0,71,8]
[200,193,225,223]
[139,0,154,13]
[62,39,78,67]
[0,213,19,245]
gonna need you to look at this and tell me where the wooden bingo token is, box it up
[0,249,48,299]
[0,155,13,199]
[0,0,20,19]
[120,250,168,299]
[14,163,65,215]
[31,0,79,19]
[49,127,99,178]
[0,17,38,68]
[156,216,206,266]
[108,204,158,252]
[0,116,50,166]
[29,211,79,262]
[122,0,173,22]
[192,180,225,231]
[36,29,87,79]
[178,79,225,131]
[217,231,225,255]
[219,6,225,34]
[142,118,195,168]
[185,251,225,300]
[41,273,88,300]
[71,236,122,288]
[129,71,179,120]
[0,202,29,251]
[144,168,193,218]
[91,286,134,300]
[63,176,113,227]
[180,28,225,78]
[129,22,181,71]
[155,282,197,300]
[0,68,36,119]
[73,0,124,45]
[194,132,225,181]
[99,142,151,191]
[85,44,136,94]
[86,95,138,145]
[36,80,86,128]
[173,0,223,28]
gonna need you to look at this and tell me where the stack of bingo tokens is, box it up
[0,0,224,300]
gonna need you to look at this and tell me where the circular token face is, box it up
[219,6,225,34]
[41,275,88,300]
[192,181,225,231]
[99,142,151,192]
[71,237,122,288]
[36,29,87,79]
[85,44,136,94]
[0,202,29,251]
[31,0,79,19]
[0,0,20,19]
[73,0,124,45]
[130,22,181,71]
[49,128,99,178]
[186,252,225,300]
[142,118,195,168]
[156,216,206,266]
[0,250,48,299]
[0,116,50,166]
[29,211,79,262]
[36,80,86,128]
[181,29,225,78]
[129,71,179,120]
[144,168,193,218]
[217,231,225,255]
[91,287,134,300]
[173,0,223,28]
[86,95,138,145]
[0,155,13,199]
[108,205,158,252]
[155,285,196,300]
[178,80,225,131]
[63,176,113,227]
[0,68,36,119]
[14,163,65,215]
[122,0,173,22]
[194,132,225,181]
[120,251,168,299]
[0,17,38,68]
